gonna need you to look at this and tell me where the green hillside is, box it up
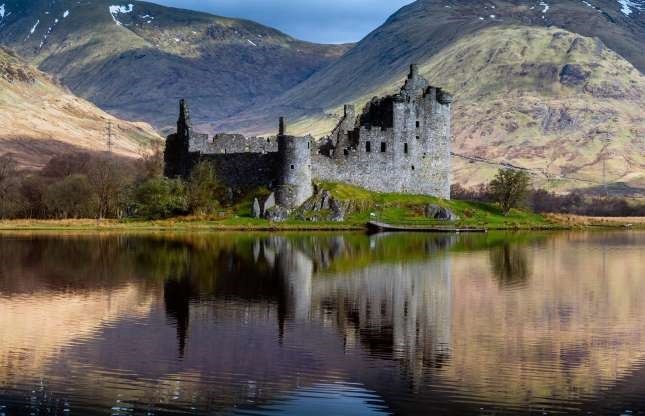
[0,0,351,128]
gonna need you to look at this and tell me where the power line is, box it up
[105,121,114,153]
[451,151,643,196]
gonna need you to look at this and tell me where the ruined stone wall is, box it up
[190,134,278,155]
[201,152,280,192]
[188,133,282,193]
[312,82,451,198]
[167,65,451,204]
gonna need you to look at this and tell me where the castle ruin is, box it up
[164,65,452,209]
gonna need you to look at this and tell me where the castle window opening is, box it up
[366,141,371,153]
[416,121,420,128]
[404,143,408,154]
[380,142,387,153]
[416,136,420,140]
[411,165,415,171]
[290,165,294,170]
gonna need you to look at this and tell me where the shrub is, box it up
[450,183,493,202]
[44,175,98,218]
[132,177,188,219]
[489,169,531,215]
[188,161,224,216]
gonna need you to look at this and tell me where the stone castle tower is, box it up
[275,117,313,209]
[164,99,193,179]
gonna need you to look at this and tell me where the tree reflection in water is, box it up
[1,231,645,415]
[489,243,531,288]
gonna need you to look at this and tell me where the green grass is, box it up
[0,182,565,232]
[318,182,553,230]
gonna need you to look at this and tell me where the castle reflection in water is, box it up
[2,231,645,415]
[163,234,457,380]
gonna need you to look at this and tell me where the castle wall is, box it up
[312,146,448,198]
[201,153,280,192]
[190,134,278,155]
[187,131,282,194]
[166,64,452,204]
[311,90,451,198]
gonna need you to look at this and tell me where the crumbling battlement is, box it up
[164,64,452,209]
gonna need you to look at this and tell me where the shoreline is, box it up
[0,217,642,232]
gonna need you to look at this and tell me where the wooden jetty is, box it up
[367,221,487,234]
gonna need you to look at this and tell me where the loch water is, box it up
[0,231,644,415]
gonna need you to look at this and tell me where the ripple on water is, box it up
[0,231,644,415]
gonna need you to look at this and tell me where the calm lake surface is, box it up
[0,231,644,415]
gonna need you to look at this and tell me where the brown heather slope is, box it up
[216,0,644,134]
[212,0,644,194]
[409,27,645,192]
[226,26,645,194]
[0,48,161,169]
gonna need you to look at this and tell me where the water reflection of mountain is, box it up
[1,232,645,415]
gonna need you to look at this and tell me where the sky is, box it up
[150,0,415,44]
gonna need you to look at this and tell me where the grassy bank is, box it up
[0,218,365,232]
[0,183,641,232]
[318,182,553,230]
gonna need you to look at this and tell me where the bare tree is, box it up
[0,153,17,183]
[0,154,25,218]
[87,155,133,219]
[44,175,97,219]
[137,141,165,180]
[41,152,91,178]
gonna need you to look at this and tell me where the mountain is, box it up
[0,47,160,169]
[1,0,643,192]
[217,0,645,193]
[0,0,351,129]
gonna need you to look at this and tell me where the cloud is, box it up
[149,0,414,43]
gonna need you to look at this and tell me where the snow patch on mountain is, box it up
[617,0,644,15]
[39,13,64,49]
[0,4,5,20]
[40,24,54,49]
[581,1,601,11]
[30,20,39,34]
[109,4,134,25]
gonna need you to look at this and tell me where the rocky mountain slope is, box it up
[0,0,350,129]
[0,47,161,169]
[218,0,644,193]
[1,0,642,192]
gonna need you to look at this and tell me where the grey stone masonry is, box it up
[164,63,452,207]
[315,64,452,198]
[275,118,314,209]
